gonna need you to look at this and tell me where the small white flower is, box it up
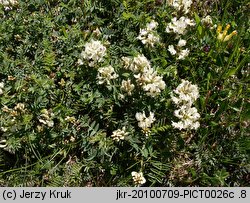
[168,0,193,14]
[77,59,84,65]
[171,79,199,106]
[184,18,196,26]
[14,103,25,112]
[146,33,160,47]
[122,57,133,70]
[129,55,165,97]
[146,20,158,31]
[169,42,189,60]
[46,120,54,127]
[131,171,146,186]
[143,83,161,97]
[97,65,118,85]
[177,48,189,60]
[111,127,128,142]
[135,112,145,122]
[177,39,187,47]
[182,0,193,14]
[131,54,151,73]
[166,17,195,35]
[38,109,54,127]
[135,111,155,131]
[138,29,148,37]
[171,80,200,131]
[140,69,166,97]
[0,0,17,10]
[121,79,135,95]
[80,39,106,67]
[0,0,17,5]
[168,45,177,55]
[137,20,160,47]
[201,15,213,26]
[174,105,200,120]
[172,106,200,130]
[172,120,184,130]
[122,55,165,97]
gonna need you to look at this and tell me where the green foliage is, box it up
[0,0,249,186]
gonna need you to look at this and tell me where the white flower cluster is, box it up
[134,68,166,97]
[172,105,200,130]
[122,55,165,97]
[168,39,190,60]
[137,20,160,47]
[135,111,155,135]
[121,79,135,96]
[0,0,17,5]
[111,127,128,142]
[166,17,195,35]
[79,39,107,67]
[97,65,118,85]
[171,79,199,106]
[168,0,193,14]
[0,0,17,9]
[0,82,4,95]
[38,109,54,127]
[201,15,213,27]
[1,103,25,124]
[14,103,25,112]
[131,171,146,186]
[171,80,200,130]
[122,55,150,73]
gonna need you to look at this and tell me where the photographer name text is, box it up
[1,189,71,200]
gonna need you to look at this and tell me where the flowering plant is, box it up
[0,0,249,186]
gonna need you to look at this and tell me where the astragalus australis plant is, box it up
[0,0,249,186]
